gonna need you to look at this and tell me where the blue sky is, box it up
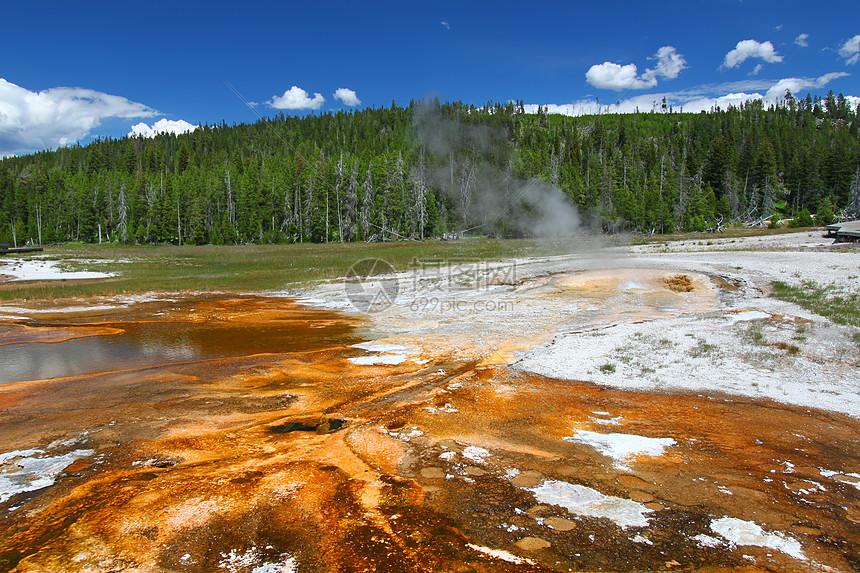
[1,0,858,156]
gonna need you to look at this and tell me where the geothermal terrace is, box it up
[0,231,858,572]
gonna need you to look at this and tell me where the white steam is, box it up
[413,101,582,238]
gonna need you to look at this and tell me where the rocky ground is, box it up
[0,230,858,572]
[300,230,860,417]
[295,229,860,572]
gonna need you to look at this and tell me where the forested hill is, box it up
[1,94,858,246]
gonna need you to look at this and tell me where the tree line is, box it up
[1,92,858,246]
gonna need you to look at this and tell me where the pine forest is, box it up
[1,93,859,247]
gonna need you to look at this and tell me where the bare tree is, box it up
[361,163,374,239]
[280,177,293,235]
[410,148,429,239]
[849,167,860,219]
[457,154,476,228]
[224,170,235,229]
[117,185,128,243]
[343,161,358,241]
[722,170,739,221]
[334,153,345,242]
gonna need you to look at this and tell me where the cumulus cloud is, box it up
[839,35,860,65]
[0,78,157,156]
[722,39,783,69]
[794,33,809,48]
[651,46,688,80]
[129,118,198,138]
[586,62,656,90]
[586,46,687,91]
[333,88,361,106]
[750,64,764,76]
[268,86,325,110]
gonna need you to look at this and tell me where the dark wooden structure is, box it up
[825,221,860,243]
[0,244,43,254]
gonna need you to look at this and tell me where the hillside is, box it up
[1,94,858,246]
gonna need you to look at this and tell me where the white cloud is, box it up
[524,73,854,117]
[128,118,198,138]
[764,72,849,100]
[839,35,860,65]
[268,86,325,110]
[587,46,687,91]
[750,64,764,76]
[815,71,850,85]
[765,78,809,100]
[0,78,157,155]
[524,93,756,117]
[680,92,765,113]
[722,39,783,69]
[586,62,656,90]
[441,21,450,30]
[683,79,773,94]
[794,33,809,48]
[333,88,361,106]
[651,46,687,80]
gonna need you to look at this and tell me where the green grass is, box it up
[0,238,582,301]
[774,342,801,355]
[740,320,807,355]
[772,281,860,328]
[599,363,616,374]
[689,338,718,358]
[743,324,766,345]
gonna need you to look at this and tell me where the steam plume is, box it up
[412,101,582,238]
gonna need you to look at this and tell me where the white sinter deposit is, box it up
[0,448,94,503]
[301,231,860,418]
[0,257,112,281]
[524,480,653,529]
[563,431,676,470]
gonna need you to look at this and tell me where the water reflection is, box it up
[0,296,360,384]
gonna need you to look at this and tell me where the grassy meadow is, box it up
[0,238,586,301]
[0,227,832,302]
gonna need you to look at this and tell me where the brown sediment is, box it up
[0,323,125,345]
[663,274,694,292]
[0,295,858,572]
[709,274,744,292]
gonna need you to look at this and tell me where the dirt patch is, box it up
[709,274,743,291]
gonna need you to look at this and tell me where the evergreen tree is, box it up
[0,97,857,244]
